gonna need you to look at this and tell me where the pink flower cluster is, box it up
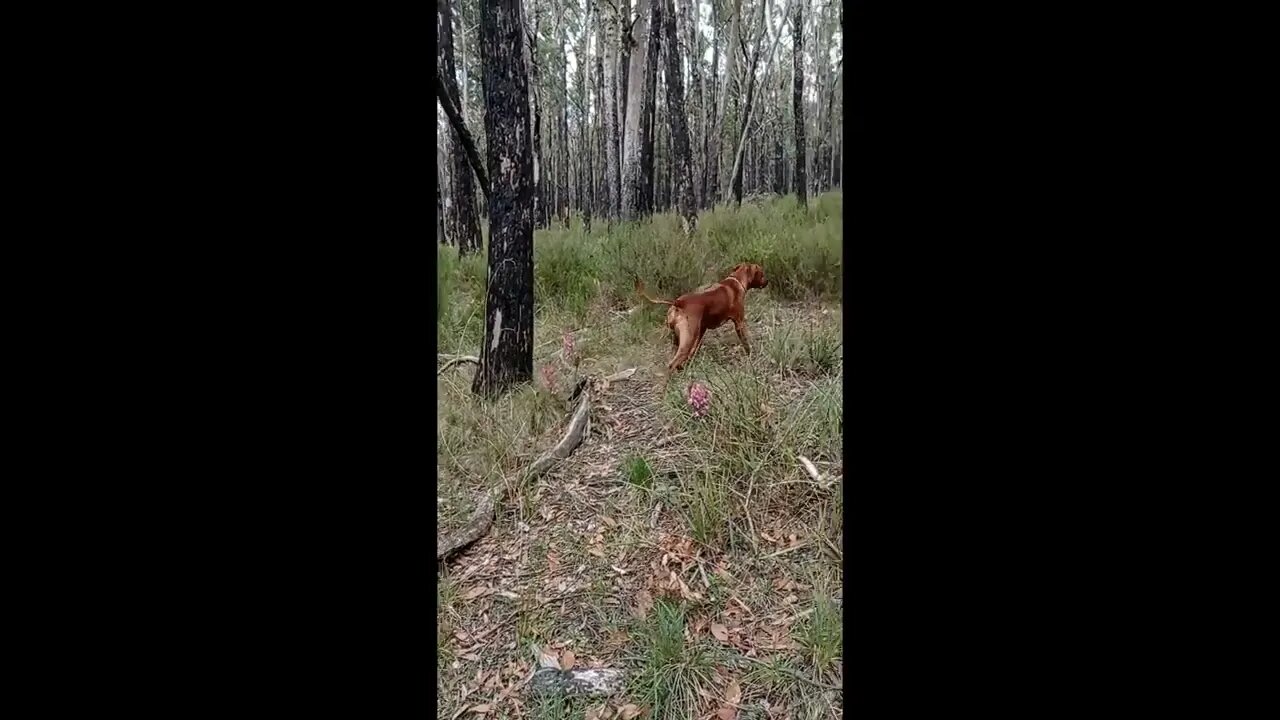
[540,364,558,391]
[687,382,711,418]
[562,330,578,365]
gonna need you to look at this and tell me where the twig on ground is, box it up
[761,543,807,560]
[653,431,690,448]
[819,533,843,561]
[438,355,480,375]
[736,654,843,691]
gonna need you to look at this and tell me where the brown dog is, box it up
[636,263,769,374]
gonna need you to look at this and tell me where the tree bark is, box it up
[578,8,592,215]
[602,6,622,221]
[595,52,609,216]
[715,0,743,203]
[438,179,448,245]
[436,71,491,201]
[620,0,655,221]
[473,0,535,398]
[525,1,547,228]
[618,0,632,166]
[792,0,807,208]
[641,0,659,216]
[660,0,698,234]
[700,0,721,208]
[439,0,483,254]
[681,0,702,209]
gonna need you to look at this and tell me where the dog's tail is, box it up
[635,278,673,306]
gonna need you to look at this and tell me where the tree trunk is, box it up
[595,52,610,217]
[618,0,631,166]
[579,8,592,215]
[473,0,535,398]
[640,15,658,218]
[438,180,448,245]
[701,0,721,209]
[526,1,547,228]
[603,8,622,221]
[621,0,655,221]
[558,16,570,219]
[682,0,702,209]
[716,0,743,203]
[439,0,483,255]
[659,0,697,233]
[792,0,807,209]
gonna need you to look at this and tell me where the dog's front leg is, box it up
[733,318,752,355]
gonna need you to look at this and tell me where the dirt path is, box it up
[438,300,843,720]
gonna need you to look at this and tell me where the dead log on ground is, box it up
[436,369,636,560]
[530,667,627,698]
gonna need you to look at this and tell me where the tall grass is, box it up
[438,192,843,334]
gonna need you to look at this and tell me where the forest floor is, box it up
[437,192,843,720]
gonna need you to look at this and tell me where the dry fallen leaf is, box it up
[724,679,741,706]
[633,589,654,619]
[466,704,492,715]
[534,645,561,670]
[462,585,492,600]
[711,623,730,643]
[616,704,643,720]
[560,649,576,670]
[715,708,737,720]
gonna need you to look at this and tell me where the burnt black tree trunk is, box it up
[473,0,535,397]
[438,180,448,245]
[439,0,483,254]
[792,0,807,208]
[595,52,610,217]
[639,0,659,215]
[660,0,697,234]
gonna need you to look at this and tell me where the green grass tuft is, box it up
[623,453,654,489]
[631,600,718,720]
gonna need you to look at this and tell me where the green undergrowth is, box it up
[437,192,843,350]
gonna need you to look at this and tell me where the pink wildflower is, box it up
[686,382,712,418]
[540,364,558,392]
[562,330,578,365]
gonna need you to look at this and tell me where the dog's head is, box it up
[732,262,769,289]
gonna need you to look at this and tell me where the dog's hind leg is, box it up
[667,319,697,375]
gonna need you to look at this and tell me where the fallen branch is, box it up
[438,381,594,561]
[526,386,592,480]
[438,355,481,375]
[436,485,500,560]
[602,367,637,382]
